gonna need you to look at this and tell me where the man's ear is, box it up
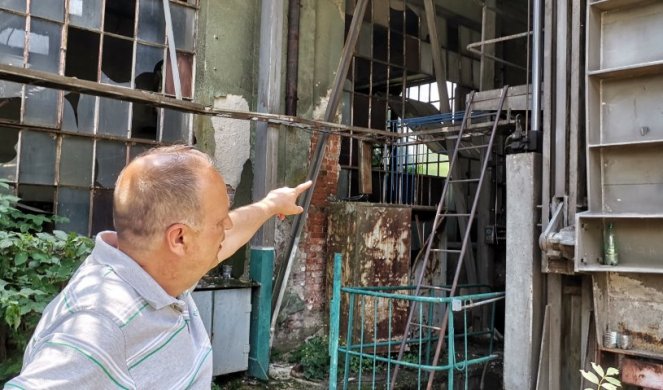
[165,223,187,256]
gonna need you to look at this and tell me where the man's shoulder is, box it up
[54,260,148,328]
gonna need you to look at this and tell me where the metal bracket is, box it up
[539,198,575,261]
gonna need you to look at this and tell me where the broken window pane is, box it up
[0,126,19,181]
[68,0,101,30]
[104,0,136,37]
[94,140,125,188]
[65,27,100,81]
[18,130,56,185]
[131,103,158,140]
[170,2,195,52]
[62,93,96,133]
[18,185,55,215]
[165,50,192,97]
[0,0,25,12]
[134,43,163,92]
[24,86,59,127]
[138,0,165,44]
[0,12,26,67]
[56,187,89,235]
[59,136,92,187]
[31,0,65,22]
[129,143,151,161]
[98,97,129,137]
[91,188,113,234]
[0,81,22,122]
[27,18,62,73]
[161,108,190,143]
[101,35,132,87]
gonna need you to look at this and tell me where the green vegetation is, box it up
[288,335,330,380]
[580,362,621,390]
[0,181,93,382]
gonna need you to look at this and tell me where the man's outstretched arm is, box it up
[215,180,312,264]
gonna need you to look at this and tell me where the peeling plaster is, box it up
[312,88,333,121]
[211,95,250,189]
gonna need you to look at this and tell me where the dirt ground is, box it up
[213,356,504,390]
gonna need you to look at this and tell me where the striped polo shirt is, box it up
[5,231,212,390]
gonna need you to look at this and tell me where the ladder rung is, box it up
[430,248,461,253]
[457,144,489,151]
[439,213,471,217]
[448,178,480,183]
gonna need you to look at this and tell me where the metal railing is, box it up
[328,254,505,389]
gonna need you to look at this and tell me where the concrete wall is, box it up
[272,0,346,350]
[504,153,543,390]
[195,0,346,348]
[194,0,259,275]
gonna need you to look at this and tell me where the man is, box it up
[5,145,311,389]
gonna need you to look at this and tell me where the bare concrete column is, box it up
[504,153,543,390]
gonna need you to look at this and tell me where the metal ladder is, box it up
[390,85,510,389]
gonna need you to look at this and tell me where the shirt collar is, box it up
[92,231,180,310]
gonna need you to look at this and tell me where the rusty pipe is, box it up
[285,0,300,116]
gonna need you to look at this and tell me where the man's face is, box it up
[185,168,233,285]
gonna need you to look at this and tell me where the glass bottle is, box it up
[603,222,619,266]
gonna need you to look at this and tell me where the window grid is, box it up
[0,0,198,236]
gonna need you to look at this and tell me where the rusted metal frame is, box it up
[424,0,450,111]
[0,64,397,137]
[466,31,531,72]
[422,0,480,301]
[389,91,477,389]
[389,0,453,381]
[425,86,509,390]
[162,0,182,99]
[270,0,370,337]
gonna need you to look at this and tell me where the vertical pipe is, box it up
[253,0,284,248]
[248,248,275,380]
[531,0,542,132]
[328,253,342,390]
[285,0,300,116]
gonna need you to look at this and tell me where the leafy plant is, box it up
[580,362,621,390]
[289,335,330,380]
[0,181,93,382]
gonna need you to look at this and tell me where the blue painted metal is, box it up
[248,248,274,380]
[329,285,504,388]
[328,253,342,390]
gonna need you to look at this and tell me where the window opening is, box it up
[0,0,198,235]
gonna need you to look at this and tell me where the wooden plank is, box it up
[541,0,555,272]
[535,304,551,390]
[358,140,373,194]
[568,0,583,222]
[547,274,562,390]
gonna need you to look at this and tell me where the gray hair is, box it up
[113,145,215,246]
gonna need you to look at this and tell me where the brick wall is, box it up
[274,131,341,349]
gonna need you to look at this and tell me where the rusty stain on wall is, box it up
[593,273,663,355]
[621,358,663,388]
[326,202,411,342]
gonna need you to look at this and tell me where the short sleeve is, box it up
[4,311,135,390]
